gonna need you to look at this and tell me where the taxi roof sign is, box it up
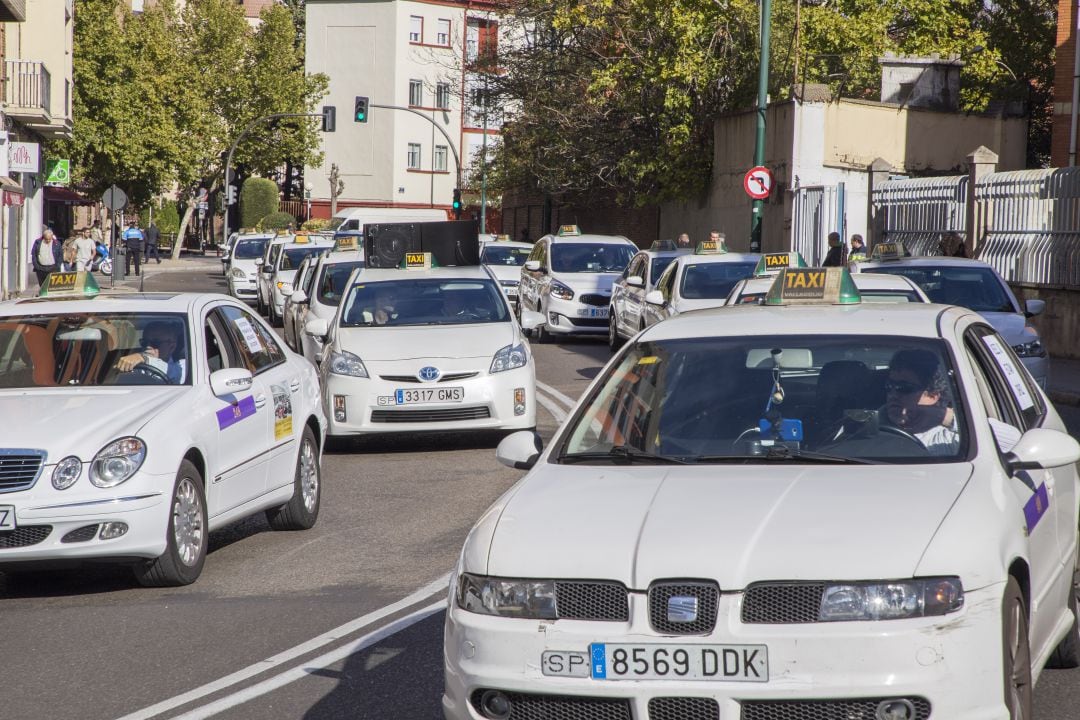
[333,234,359,252]
[870,241,905,261]
[557,225,581,237]
[651,239,677,251]
[765,267,861,306]
[694,239,727,255]
[401,252,438,270]
[753,252,807,276]
[38,271,100,298]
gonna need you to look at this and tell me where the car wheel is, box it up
[133,460,208,587]
[256,292,265,315]
[1002,576,1034,719]
[266,426,321,531]
[1048,575,1080,668]
[608,311,624,352]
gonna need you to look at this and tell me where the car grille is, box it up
[649,581,719,635]
[378,372,479,383]
[742,582,826,624]
[649,697,719,720]
[469,690,631,720]
[0,526,52,548]
[555,580,629,621]
[567,317,608,327]
[370,406,490,423]
[0,450,46,494]
[740,697,932,720]
[61,525,100,544]
[579,293,610,306]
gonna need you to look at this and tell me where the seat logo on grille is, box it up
[667,595,699,623]
[417,366,441,382]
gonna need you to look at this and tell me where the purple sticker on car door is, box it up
[216,395,257,430]
[1023,483,1050,532]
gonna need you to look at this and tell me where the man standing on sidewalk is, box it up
[145,221,161,264]
[123,219,145,277]
[31,228,62,285]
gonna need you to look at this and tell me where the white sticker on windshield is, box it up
[982,335,1035,410]
[234,317,264,354]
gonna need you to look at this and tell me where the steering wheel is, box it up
[130,362,172,384]
[878,424,929,451]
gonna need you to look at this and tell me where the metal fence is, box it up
[4,60,50,115]
[791,186,838,266]
[874,175,967,257]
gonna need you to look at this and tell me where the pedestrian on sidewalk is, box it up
[31,228,62,285]
[123,219,146,277]
[74,227,96,271]
[823,232,847,267]
[61,234,79,271]
[848,234,867,262]
[91,220,105,249]
[145,221,162,264]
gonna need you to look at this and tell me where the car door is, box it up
[622,255,648,331]
[293,256,322,352]
[521,239,546,312]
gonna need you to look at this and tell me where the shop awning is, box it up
[43,185,93,205]
[0,176,23,194]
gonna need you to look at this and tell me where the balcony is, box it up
[0,0,25,22]
[4,60,51,124]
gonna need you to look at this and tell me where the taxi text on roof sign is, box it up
[765,267,861,305]
[870,241,905,261]
[695,239,727,255]
[753,252,807,276]
[334,234,359,252]
[402,252,436,270]
[557,225,581,237]
[38,271,100,298]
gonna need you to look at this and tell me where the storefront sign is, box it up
[9,142,40,173]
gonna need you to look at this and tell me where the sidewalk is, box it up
[1049,356,1080,408]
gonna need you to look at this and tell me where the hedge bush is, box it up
[258,211,296,231]
[240,177,279,228]
[137,199,181,234]
[301,218,330,232]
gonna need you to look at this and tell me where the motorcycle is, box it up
[90,242,113,276]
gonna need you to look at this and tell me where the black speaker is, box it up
[363,223,421,268]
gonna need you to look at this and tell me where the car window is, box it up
[863,265,1017,313]
[217,306,285,374]
[280,247,325,271]
[965,325,1045,430]
[559,335,968,464]
[679,262,758,300]
[649,256,677,285]
[551,243,635,273]
[203,311,244,375]
[317,261,365,305]
[624,255,645,280]
[340,279,510,327]
[233,239,268,260]
[482,246,531,266]
[657,263,677,301]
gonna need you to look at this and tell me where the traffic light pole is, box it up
[749,0,772,253]
[371,104,463,195]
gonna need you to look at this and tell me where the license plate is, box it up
[0,505,16,531]
[577,307,608,318]
[590,643,768,682]
[393,387,464,405]
[542,650,590,678]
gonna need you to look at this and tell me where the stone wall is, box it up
[1009,283,1080,360]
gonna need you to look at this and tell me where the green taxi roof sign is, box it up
[765,267,861,306]
[38,271,101,299]
[694,239,727,255]
[753,252,807,276]
[870,241,905,261]
[400,252,439,270]
[557,225,581,237]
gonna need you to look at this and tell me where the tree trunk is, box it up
[172,203,195,260]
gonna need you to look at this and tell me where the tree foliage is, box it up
[240,177,280,227]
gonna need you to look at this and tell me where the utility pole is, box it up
[750,0,772,253]
[371,103,463,206]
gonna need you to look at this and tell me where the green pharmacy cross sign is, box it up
[45,159,71,186]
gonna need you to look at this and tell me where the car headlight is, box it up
[51,456,82,490]
[89,437,147,488]
[490,342,528,373]
[1011,339,1046,358]
[328,350,369,378]
[276,281,293,295]
[229,267,246,280]
[456,573,557,619]
[818,577,963,621]
[549,280,575,300]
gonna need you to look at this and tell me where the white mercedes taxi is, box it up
[0,273,325,586]
[480,236,533,311]
[226,232,275,304]
[445,267,1080,720]
[518,226,637,343]
[306,254,536,437]
[288,236,365,366]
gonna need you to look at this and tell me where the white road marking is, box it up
[172,601,446,719]
[116,575,450,720]
[535,389,567,423]
[535,380,576,409]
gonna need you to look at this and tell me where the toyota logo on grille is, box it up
[417,366,441,382]
[667,595,699,623]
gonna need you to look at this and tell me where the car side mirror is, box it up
[209,368,254,398]
[305,318,329,338]
[627,276,645,288]
[496,430,544,470]
[254,258,263,266]
[1005,428,1080,472]
[645,290,664,306]
[1025,299,1046,318]
[524,260,542,272]
[291,289,308,304]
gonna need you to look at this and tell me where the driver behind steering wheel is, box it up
[115,320,187,384]
[883,348,958,456]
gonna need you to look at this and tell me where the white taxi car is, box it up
[226,232,275,304]
[306,256,536,437]
[282,253,322,353]
[727,269,930,306]
[480,236,533,311]
[518,226,637,343]
[261,235,334,327]
[852,243,1049,387]
[0,272,325,586]
[287,237,365,366]
[445,267,1080,720]
[607,241,693,350]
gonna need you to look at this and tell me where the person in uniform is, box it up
[123,220,146,276]
[848,234,866,262]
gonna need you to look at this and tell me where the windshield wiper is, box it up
[560,445,690,465]
[691,446,879,465]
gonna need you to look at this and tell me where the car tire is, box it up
[133,460,208,587]
[268,302,281,328]
[1048,576,1080,668]
[256,292,266,316]
[265,426,321,531]
[1002,576,1034,719]
[608,311,624,352]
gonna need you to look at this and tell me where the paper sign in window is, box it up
[982,335,1035,410]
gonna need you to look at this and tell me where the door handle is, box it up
[289,379,301,393]
[254,393,267,408]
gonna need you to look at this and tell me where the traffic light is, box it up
[226,185,237,205]
[354,96,369,123]
[321,106,336,132]
[452,188,462,219]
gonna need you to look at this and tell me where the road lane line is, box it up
[535,380,576,410]
[115,575,450,720]
[535,389,567,423]
[172,601,446,719]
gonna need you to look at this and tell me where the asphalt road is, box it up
[2,261,1078,719]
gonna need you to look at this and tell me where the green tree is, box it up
[240,177,280,227]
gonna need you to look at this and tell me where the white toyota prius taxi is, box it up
[445,267,1080,720]
[307,254,536,436]
[0,272,325,586]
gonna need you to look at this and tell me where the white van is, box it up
[330,207,449,233]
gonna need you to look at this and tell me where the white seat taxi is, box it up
[608,240,693,350]
[226,232,276,304]
[853,242,1049,387]
[518,226,637,343]
[306,254,536,437]
[0,272,325,586]
[287,235,365,366]
[445,267,1080,720]
[480,235,533,311]
[261,234,334,328]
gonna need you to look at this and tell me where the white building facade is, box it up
[305,0,506,225]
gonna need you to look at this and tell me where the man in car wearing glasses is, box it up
[883,348,959,455]
[114,321,187,384]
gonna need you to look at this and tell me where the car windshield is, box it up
[863,266,1016,313]
[559,335,967,464]
[551,243,635,273]
[318,261,365,305]
[340,279,510,327]
[680,262,759,299]
[233,239,268,259]
[0,313,192,388]
[650,257,679,284]
[280,247,325,270]
[482,246,531,266]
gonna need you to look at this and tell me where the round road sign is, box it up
[743,166,774,200]
[101,185,128,211]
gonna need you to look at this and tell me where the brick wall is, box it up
[500,188,660,248]
[1052,0,1077,166]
